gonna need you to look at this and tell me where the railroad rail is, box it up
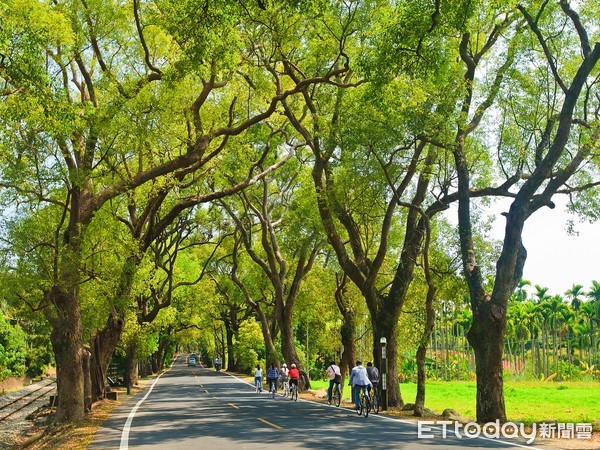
[0,379,56,422]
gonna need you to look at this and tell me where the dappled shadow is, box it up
[91,357,541,449]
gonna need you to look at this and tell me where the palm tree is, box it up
[534,285,551,303]
[580,301,598,365]
[565,284,585,312]
[512,279,532,303]
[523,301,543,377]
[586,280,600,304]
[541,295,569,378]
[507,302,530,374]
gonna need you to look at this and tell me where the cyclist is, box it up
[366,361,379,397]
[349,360,371,411]
[279,363,289,390]
[325,361,342,404]
[266,362,279,394]
[288,363,300,394]
[254,364,263,392]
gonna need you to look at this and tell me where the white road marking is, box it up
[119,361,174,449]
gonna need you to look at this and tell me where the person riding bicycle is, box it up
[366,361,379,397]
[279,363,289,389]
[288,363,300,393]
[266,362,279,393]
[254,364,263,392]
[349,360,372,411]
[325,361,341,404]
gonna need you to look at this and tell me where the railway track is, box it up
[0,378,56,422]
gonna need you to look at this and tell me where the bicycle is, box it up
[328,382,341,407]
[369,385,379,414]
[281,377,290,398]
[357,386,370,417]
[289,381,298,401]
[269,379,277,398]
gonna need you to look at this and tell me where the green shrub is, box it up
[0,312,27,381]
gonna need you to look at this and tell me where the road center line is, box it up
[257,417,283,430]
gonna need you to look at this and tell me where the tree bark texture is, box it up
[468,302,507,422]
[48,287,86,422]
[90,313,124,402]
[415,283,436,416]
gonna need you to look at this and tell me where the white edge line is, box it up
[119,362,174,450]
[223,370,544,449]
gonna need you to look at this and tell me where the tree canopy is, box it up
[0,0,599,425]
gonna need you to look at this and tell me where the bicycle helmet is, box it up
[291,363,296,368]
[282,363,287,368]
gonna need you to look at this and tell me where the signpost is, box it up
[380,336,387,411]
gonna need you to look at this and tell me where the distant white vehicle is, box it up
[188,358,197,367]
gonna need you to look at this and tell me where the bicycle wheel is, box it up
[333,386,341,407]
[292,385,298,401]
[271,382,276,398]
[284,381,289,397]
[372,390,379,414]
[358,391,364,416]
[363,391,370,418]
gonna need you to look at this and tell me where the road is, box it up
[90,356,552,449]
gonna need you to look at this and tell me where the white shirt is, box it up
[326,364,341,380]
[350,365,372,387]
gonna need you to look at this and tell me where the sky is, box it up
[478,197,599,298]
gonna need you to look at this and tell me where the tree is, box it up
[219,160,323,388]
[282,0,471,407]
[565,284,585,311]
[453,0,600,421]
[0,0,352,421]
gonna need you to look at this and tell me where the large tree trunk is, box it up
[280,309,311,390]
[280,309,300,367]
[415,282,436,416]
[468,306,507,422]
[156,331,174,372]
[334,273,355,394]
[48,287,86,422]
[372,314,402,407]
[256,307,279,365]
[82,347,92,413]
[151,354,158,374]
[124,342,139,390]
[340,310,355,382]
[90,313,124,402]
[225,325,235,371]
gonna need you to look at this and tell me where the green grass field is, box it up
[310,380,600,425]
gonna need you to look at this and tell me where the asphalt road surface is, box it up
[90,356,553,449]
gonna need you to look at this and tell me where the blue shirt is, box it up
[267,366,279,379]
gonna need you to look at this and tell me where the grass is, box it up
[402,380,599,425]
[311,379,600,425]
